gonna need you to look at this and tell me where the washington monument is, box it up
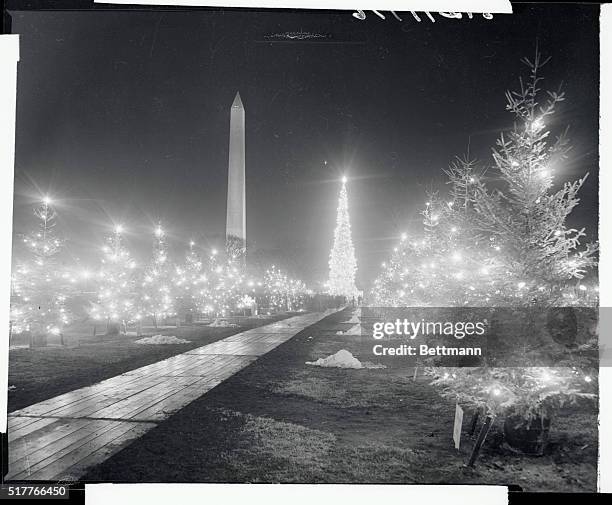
[226,91,246,250]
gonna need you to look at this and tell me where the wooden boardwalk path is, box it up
[6,310,336,481]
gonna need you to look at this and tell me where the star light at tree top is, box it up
[328,176,358,298]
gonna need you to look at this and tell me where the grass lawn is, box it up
[8,313,297,412]
[82,308,598,491]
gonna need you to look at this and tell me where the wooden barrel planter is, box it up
[503,414,551,456]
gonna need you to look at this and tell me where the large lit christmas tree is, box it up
[328,176,358,298]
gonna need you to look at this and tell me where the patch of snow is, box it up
[307,349,363,369]
[208,319,238,327]
[305,349,384,370]
[135,335,191,345]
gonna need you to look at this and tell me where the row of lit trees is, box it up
[371,52,598,447]
[10,209,312,339]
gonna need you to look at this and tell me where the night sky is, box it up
[8,4,600,289]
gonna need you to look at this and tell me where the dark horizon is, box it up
[8,4,600,289]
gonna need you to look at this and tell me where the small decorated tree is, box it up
[92,225,138,334]
[199,246,247,318]
[141,224,175,328]
[264,265,309,312]
[194,247,219,316]
[372,185,500,307]
[174,240,206,324]
[432,54,598,451]
[11,197,73,346]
